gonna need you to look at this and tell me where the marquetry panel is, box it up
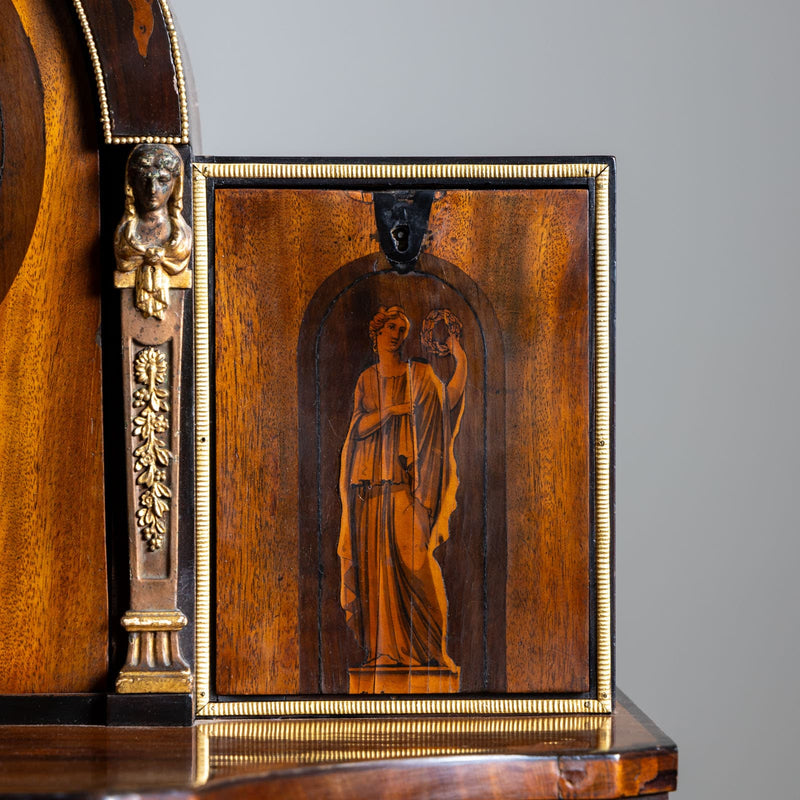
[210,182,594,699]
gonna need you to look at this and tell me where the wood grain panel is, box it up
[428,189,591,692]
[214,189,376,695]
[214,187,591,696]
[0,0,107,692]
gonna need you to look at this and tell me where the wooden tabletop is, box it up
[0,691,676,799]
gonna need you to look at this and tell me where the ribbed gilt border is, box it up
[192,161,612,717]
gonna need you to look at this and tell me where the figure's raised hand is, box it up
[447,333,465,361]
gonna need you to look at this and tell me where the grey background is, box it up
[169,1,800,796]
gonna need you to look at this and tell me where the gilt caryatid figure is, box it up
[112,143,193,695]
[338,305,466,693]
[114,143,192,319]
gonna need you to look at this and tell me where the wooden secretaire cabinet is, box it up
[0,2,676,798]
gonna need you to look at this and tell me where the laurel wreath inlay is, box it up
[133,347,173,551]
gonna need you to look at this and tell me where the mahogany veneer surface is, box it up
[0,0,107,693]
[213,187,591,697]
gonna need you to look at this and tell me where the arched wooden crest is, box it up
[71,0,190,144]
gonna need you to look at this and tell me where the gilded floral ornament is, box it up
[132,347,172,550]
[114,143,192,319]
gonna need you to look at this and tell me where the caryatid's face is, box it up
[131,163,176,213]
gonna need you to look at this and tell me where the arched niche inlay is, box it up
[298,252,507,694]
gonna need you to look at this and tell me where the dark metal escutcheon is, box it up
[373,190,434,271]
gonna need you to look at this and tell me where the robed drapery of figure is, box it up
[338,306,465,671]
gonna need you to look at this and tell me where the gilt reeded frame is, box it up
[192,159,613,717]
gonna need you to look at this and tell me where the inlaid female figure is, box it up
[338,305,467,686]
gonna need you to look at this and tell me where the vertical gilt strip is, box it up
[594,168,612,707]
[157,0,190,142]
[193,166,212,712]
